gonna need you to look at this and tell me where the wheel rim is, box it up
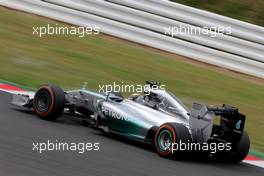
[158,129,173,152]
[36,90,51,113]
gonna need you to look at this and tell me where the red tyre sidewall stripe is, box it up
[33,86,55,117]
[155,124,177,156]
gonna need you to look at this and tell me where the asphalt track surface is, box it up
[0,91,263,176]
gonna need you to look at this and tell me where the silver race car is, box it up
[11,81,250,162]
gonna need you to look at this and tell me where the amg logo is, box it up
[101,106,133,123]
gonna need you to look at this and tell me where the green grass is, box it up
[172,0,264,26]
[0,7,263,151]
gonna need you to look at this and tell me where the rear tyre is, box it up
[222,131,250,162]
[155,123,191,158]
[33,84,65,121]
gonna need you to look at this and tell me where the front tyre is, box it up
[33,85,65,121]
[155,123,191,158]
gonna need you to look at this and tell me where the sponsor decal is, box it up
[101,106,134,123]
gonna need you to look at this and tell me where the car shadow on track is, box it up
[12,107,90,127]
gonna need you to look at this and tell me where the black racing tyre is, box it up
[33,84,65,121]
[223,131,250,162]
[155,123,192,158]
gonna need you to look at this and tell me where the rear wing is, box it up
[190,103,246,143]
[208,104,246,143]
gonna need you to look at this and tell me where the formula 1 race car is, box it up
[11,81,250,162]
